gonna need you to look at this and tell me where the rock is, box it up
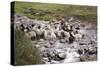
[34,44,40,48]
[79,40,88,45]
[58,52,66,59]
[39,39,44,42]
[44,44,51,48]
[88,54,97,61]
[80,23,85,27]
[75,27,80,30]
[90,39,96,44]
[53,49,66,60]
[78,49,83,55]
[88,51,96,55]
[49,41,55,45]
[88,47,97,55]
[50,60,59,64]
[80,55,88,61]
[53,49,62,55]
[60,39,66,43]
[49,51,55,57]
[43,58,49,62]
[79,43,87,45]
[42,52,48,57]
[40,47,46,52]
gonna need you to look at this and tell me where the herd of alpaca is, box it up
[18,15,84,44]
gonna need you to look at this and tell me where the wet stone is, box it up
[58,52,66,59]
[34,44,40,48]
[60,39,66,43]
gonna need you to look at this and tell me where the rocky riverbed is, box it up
[13,14,97,64]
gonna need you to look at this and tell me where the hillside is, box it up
[14,1,97,22]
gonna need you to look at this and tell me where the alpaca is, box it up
[71,31,83,42]
[35,25,44,39]
[44,28,56,40]
[68,32,75,44]
[28,31,36,40]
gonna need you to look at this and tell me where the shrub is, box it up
[14,29,43,65]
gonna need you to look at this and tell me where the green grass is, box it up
[14,1,97,22]
[14,29,43,65]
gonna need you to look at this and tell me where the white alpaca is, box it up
[44,29,56,40]
[55,24,61,31]
[36,27,44,37]
[67,24,72,30]
[28,31,36,40]
[71,32,83,41]
[50,29,56,40]
[55,30,70,39]
[44,30,51,40]
[63,31,70,38]
[32,25,37,31]
[68,17,74,22]
[78,30,85,35]
[55,30,61,38]
[64,22,68,27]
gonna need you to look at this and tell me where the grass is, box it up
[14,29,43,65]
[14,1,97,22]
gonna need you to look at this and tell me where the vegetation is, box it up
[14,1,97,22]
[14,29,43,65]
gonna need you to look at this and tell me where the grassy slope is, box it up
[14,1,97,22]
[14,29,43,65]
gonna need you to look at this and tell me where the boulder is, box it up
[40,47,46,52]
[44,43,51,48]
[79,42,87,45]
[39,39,44,42]
[34,44,40,48]
[58,52,66,59]
[49,51,55,57]
[53,49,62,55]
[49,41,55,45]
[75,27,80,30]
[88,47,97,55]
[42,52,48,57]
[53,49,66,60]
[43,58,49,62]
[79,40,88,45]
[60,39,66,43]
[78,49,83,55]
[50,60,59,64]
